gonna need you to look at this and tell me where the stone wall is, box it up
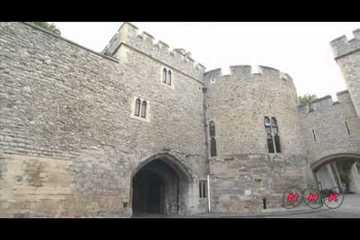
[3,22,360,217]
[0,22,207,217]
[204,66,307,213]
[298,91,360,168]
[108,22,209,214]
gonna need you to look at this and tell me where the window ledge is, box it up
[161,82,175,89]
[130,114,150,123]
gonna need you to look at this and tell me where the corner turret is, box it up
[102,22,206,80]
[331,28,360,117]
[330,29,360,59]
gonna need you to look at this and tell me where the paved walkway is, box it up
[132,194,360,218]
[204,194,360,218]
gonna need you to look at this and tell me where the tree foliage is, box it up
[32,22,61,36]
[298,94,317,105]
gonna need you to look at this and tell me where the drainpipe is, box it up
[207,174,211,213]
[202,87,211,174]
[203,86,212,213]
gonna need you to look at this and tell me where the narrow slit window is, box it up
[271,117,281,153]
[267,133,275,153]
[210,137,217,157]
[168,70,172,85]
[141,101,147,118]
[274,135,281,153]
[199,180,207,198]
[134,98,141,116]
[162,68,167,83]
[345,121,351,136]
[209,121,217,157]
[264,117,274,153]
[209,121,216,137]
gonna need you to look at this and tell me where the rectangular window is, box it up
[265,127,274,153]
[199,180,207,198]
[209,124,215,137]
[274,135,281,153]
[267,136,275,153]
[161,67,174,88]
[141,101,147,118]
[162,68,167,83]
[210,137,217,157]
[264,116,280,154]
[132,97,150,122]
[168,70,172,85]
[134,98,141,117]
[209,121,217,157]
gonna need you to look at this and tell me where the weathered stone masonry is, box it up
[204,66,307,212]
[1,22,360,217]
[0,22,207,217]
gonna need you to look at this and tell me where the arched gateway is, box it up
[311,153,360,194]
[130,153,193,216]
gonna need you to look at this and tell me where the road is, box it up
[132,194,360,218]
[269,194,360,218]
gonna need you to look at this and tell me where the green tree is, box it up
[32,22,61,36]
[298,94,317,105]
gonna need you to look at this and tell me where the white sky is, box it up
[51,22,360,99]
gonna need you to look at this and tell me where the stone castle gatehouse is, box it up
[0,22,360,217]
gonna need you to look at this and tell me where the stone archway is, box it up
[311,153,360,193]
[131,153,192,217]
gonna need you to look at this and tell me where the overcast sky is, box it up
[51,22,360,99]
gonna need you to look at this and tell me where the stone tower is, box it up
[331,29,360,117]
[0,22,208,217]
[203,65,307,212]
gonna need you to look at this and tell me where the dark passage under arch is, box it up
[131,156,191,216]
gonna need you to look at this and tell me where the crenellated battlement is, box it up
[102,22,206,80]
[298,90,352,113]
[204,65,294,84]
[330,29,360,59]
